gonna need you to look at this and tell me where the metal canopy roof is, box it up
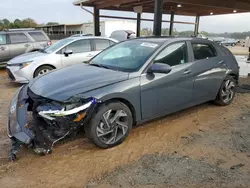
[73,0,250,16]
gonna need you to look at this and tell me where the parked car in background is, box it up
[220,38,237,46]
[208,37,225,44]
[110,30,136,41]
[197,34,208,40]
[0,29,51,65]
[8,37,239,159]
[6,36,118,83]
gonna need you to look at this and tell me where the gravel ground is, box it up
[0,68,249,188]
[86,93,250,188]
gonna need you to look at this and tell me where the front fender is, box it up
[81,77,142,122]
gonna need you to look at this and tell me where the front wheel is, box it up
[34,65,54,78]
[214,76,236,106]
[85,101,133,149]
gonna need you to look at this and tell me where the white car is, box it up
[6,36,117,83]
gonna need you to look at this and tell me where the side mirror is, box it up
[147,63,172,74]
[64,50,73,57]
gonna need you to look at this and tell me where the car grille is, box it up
[6,68,15,81]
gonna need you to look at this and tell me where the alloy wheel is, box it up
[38,69,50,76]
[96,109,129,145]
[221,80,235,103]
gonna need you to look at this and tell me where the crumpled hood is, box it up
[8,51,48,65]
[29,64,129,101]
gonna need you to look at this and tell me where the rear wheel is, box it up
[34,65,54,78]
[85,101,133,149]
[214,76,236,106]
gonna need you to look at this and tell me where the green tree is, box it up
[0,20,4,30]
[178,30,194,37]
[141,28,153,36]
[46,22,59,26]
[21,18,38,28]
[14,19,22,28]
[2,19,10,26]
[161,28,170,36]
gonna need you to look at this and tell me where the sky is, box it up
[1,0,250,33]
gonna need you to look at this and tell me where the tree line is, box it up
[0,18,59,30]
[141,27,250,39]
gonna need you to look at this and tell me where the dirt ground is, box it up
[229,45,249,56]
[0,68,250,188]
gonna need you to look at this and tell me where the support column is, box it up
[169,11,175,36]
[194,15,200,36]
[153,0,163,36]
[94,6,100,36]
[64,25,67,36]
[136,13,141,37]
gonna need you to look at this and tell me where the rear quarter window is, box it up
[28,32,48,42]
[217,45,232,56]
[0,34,7,45]
[94,39,111,51]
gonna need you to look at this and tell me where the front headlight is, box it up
[38,98,96,120]
[19,61,33,69]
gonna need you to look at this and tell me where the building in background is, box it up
[36,20,136,40]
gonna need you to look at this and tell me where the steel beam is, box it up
[99,15,195,25]
[94,6,100,36]
[136,13,141,37]
[169,11,175,36]
[194,15,200,36]
[153,0,163,36]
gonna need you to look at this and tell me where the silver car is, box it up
[0,29,51,65]
[6,36,117,83]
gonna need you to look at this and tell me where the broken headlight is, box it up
[37,98,96,121]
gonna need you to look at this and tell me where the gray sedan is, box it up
[8,37,239,160]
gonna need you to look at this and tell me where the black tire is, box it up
[85,101,133,149]
[34,65,54,78]
[214,76,236,106]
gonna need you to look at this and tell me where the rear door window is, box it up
[0,34,7,45]
[64,39,91,54]
[28,32,48,42]
[9,33,29,44]
[192,43,217,60]
[94,39,111,51]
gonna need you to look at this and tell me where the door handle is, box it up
[218,60,226,66]
[25,44,30,47]
[218,60,224,65]
[183,70,192,75]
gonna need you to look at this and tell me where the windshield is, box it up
[90,40,160,72]
[44,38,74,53]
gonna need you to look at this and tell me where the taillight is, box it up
[47,41,52,46]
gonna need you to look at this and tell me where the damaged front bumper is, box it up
[7,85,97,160]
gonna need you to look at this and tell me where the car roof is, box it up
[0,29,44,34]
[70,36,118,42]
[132,36,212,44]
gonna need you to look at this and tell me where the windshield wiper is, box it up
[90,63,111,70]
